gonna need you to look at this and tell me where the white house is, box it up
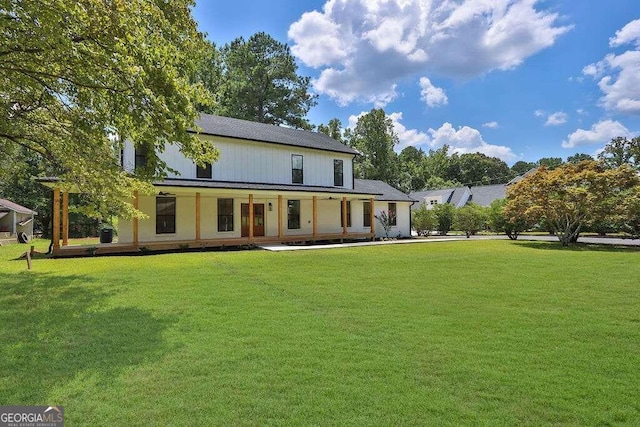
[0,198,37,242]
[43,114,414,256]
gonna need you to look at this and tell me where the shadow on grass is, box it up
[513,240,640,253]
[0,272,176,403]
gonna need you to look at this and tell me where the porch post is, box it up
[312,196,318,239]
[370,198,375,239]
[278,195,283,238]
[249,193,254,241]
[52,188,60,250]
[195,192,201,242]
[342,197,348,235]
[133,190,139,249]
[62,191,69,246]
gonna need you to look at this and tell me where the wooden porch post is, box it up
[249,193,254,241]
[52,188,60,250]
[195,192,201,242]
[133,190,139,249]
[342,197,348,235]
[278,195,283,238]
[312,196,318,239]
[370,198,375,239]
[62,191,69,246]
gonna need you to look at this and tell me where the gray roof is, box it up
[468,184,506,207]
[0,198,37,215]
[193,114,358,156]
[507,168,538,185]
[156,178,379,196]
[449,187,470,207]
[354,179,416,202]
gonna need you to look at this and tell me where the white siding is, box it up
[373,202,412,239]
[122,136,355,189]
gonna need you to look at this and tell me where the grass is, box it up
[1,239,639,425]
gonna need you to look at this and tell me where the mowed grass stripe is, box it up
[0,240,638,425]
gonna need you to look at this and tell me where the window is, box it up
[388,203,397,226]
[135,145,148,170]
[363,201,371,227]
[288,200,300,229]
[334,159,344,187]
[429,200,438,205]
[156,197,176,234]
[218,198,234,232]
[340,201,351,228]
[292,154,303,184]
[197,163,212,179]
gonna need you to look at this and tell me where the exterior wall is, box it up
[122,136,355,189]
[373,202,412,239]
[15,212,35,237]
[0,212,12,233]
[118,192,374,244]
[424,195,443,209]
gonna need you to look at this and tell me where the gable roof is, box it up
[0,198,37,215]
[468,184,506,207]
[193,114,359,156]
[354,179,416,202]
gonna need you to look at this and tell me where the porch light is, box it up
[268,202,273,211]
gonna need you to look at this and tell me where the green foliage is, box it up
[0,0,218,218]
[567,153,594,164]
[433,203,455,235]
[448,153,513,185]
[511,161,537,175]
[317,118,345,142]
[348,109,399,186]
[598,136,640,170]
[216,32,317,130]
[412,204,437,236]
[454,203,487,237]
[537,157,564,170]
[487,199,528,240]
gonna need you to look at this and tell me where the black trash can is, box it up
[100,228,113,244]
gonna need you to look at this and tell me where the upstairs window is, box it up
[156,197,176,234]
[340,201,351,228]
[388,203,397,226]
[292,155,303,184]
[135,145,148,170]
[334,159,344,187]
[197,163,212,179]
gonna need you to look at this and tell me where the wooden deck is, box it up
[51,232,375,257]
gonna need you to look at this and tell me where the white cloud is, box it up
[545,111,568,126]
[289,0,571,106]
[562,119,631,148]
[534,109,545,117]
[483,121,499,128]
[583,19,640,115]
[418,77,448,107]
[388,112,430,150]
[428,123,517,162]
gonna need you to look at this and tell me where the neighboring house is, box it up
[410,183,507,210]
[41,113,414,256]
[0,198,37,241]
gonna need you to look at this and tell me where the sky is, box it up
[192,0,640,165]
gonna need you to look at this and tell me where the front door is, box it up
[241,203,265,237]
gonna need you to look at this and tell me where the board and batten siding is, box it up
[122,136,355,189]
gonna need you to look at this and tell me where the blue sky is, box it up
[193,0,640,165]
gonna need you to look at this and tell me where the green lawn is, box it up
[1,239,639,425]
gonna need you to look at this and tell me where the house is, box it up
[409,183,506,210]
[0,198,37,243]
[41,114,414,256]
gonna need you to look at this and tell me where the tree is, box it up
[453,153,513,185]
[511,161,537,176]
[487,199,528,240]
[375,210,396,239]
[412,204,437,236]
[317,118,344,142]
[536,157,563,170]
[217,32,317,130]
[0,0,217,218]
[398,146,427,192]
[598,136,640,170]
[454,203,487,237]
[433,203,455,236]
[348,109,399,186]
[505,161,639,246]
[567,153,594,164]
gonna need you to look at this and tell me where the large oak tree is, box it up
[1,0,218,218]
